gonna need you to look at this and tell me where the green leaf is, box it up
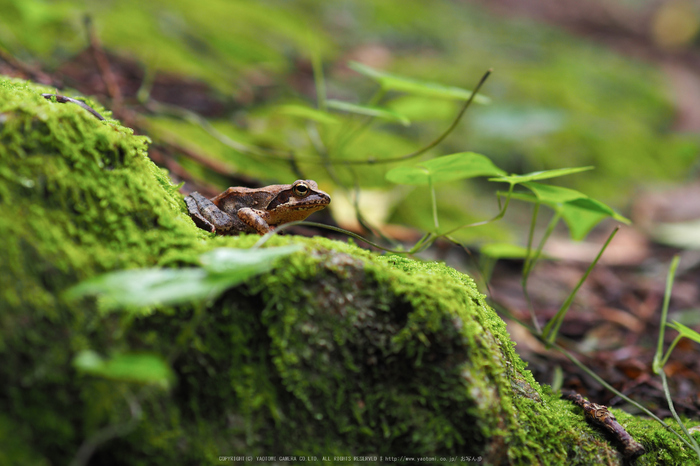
[501,188,629,241]
[73,350,174,387]
[349,61,491,104]
[65,246,301,308]
[567,198,629,223]
[667,321,700,345]
[558,198,629,240]
[199,245,302,274]
[65,268,214,308]
[559,203,609,241]
[326,99,410,126]
[386,152,505,185]
[480,243,532,259]
[522,182,587,204]
[276,104,339,125]
[489,166,595,184]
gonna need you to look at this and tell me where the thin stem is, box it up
[444,234,493,296]
[522,202,541,332]
[523,202,540,280]
[252,221,411,254]
[409,232,436,254]
[332,69,491,165]
[333,87,386,153]
[661,334,682,368]
[660,368,700,457]
[653,255,680,374]
[429,176,439,231]
[527,211,560,278]
[441,182,514,236]
[136,64,157,104]
[70,391,143,466]
[311,48,327,112]
[542,227,619,346]
[523,211,560,334]
[145,70,490,167]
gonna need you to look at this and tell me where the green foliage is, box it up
[66,246,301,309]
[667,321,700,345]
[73,351,174,387]
[385,152,625,252]
[276,104,340,125]
[386,152,505,185]
[348,61,491,104]
[326,99,411,126]
[2,74,698,466]
[0,0,696,210]
[490,166,595,184]
[0,76,209,464]
[480,243,531,259]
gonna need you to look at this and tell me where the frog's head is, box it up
[266,179,331,224]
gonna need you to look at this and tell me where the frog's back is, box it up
[212,186,278,214]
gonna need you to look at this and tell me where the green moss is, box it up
[2,77,698,465]
[0,76,206,464]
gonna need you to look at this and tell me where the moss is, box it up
[1,77,699,465]
[0,76,207,465]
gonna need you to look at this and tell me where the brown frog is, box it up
[185,180,331,235]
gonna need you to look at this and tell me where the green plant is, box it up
[652,256,700,458]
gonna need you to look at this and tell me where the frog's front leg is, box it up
[237,207,273,235]
[185,192,235,234]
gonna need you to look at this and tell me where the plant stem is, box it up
[660,368,700,457]
[653,255,680,373]
[429,176,439,230]
[542,227,618,345]
[311,47,327,112]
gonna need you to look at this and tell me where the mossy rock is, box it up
[1,76,698,465]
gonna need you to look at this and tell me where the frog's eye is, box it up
[292,182,310,198]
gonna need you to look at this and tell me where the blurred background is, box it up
[2,0,700,414]
[2,0,700,238]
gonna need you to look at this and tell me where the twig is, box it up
[563,391,645,460]
[41,94,105,121]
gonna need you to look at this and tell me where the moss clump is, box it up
[0,76,207,464]
[1,77,698,465]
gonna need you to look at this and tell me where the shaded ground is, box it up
[491,233,700,419]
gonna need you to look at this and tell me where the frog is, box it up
[184,179,331,235]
